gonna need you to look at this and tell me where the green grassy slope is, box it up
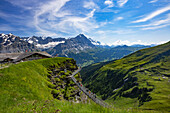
[0,58,113,113]
[81,41,170,112]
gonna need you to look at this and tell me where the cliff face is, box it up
[47,59,87,102]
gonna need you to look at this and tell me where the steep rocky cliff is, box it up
[46,59,88,102]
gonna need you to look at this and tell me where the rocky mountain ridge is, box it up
[22,34,101,56]
[22,36,66,49]
[0,33,38,53]
[0,33,99,54]
[47,34,96,56]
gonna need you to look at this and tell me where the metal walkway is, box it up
[70,68,110,108]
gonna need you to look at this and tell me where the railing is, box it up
[70,68,110,108]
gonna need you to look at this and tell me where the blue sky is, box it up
[0,0,170,45]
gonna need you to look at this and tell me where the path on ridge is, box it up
[69,68,110,108]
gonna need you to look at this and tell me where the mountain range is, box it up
[0,33,152,66]
[0,33,38,53]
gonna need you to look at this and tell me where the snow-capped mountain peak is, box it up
[0,33,38,53]
[89,38,101,45]
[22,36,66,49]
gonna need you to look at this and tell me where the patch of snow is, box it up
[36,41,65,49]
[89,38,101,45]
[12,37,16,41]
[42,36,46,40]
[0,33,5,36]
[8,33,13,36]
[4,38,7,42]
[28,40,33,44]
[35,39,38,42]
[91,41,100,45]
[27,37,32,41]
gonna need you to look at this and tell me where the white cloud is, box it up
[54,9,98,33]
[115,17,124,21]
[132,5,170,23]
[34,0,70,36]
[33,0,98,36]
[104,0,128,8]
[84,1,98,9]
[131,13,170,30]
[117,0,128,7]
[141,23,170,30]
[110,40,166,46]
[96,29,134,35]
[149,0,158,3]
[104,0,114,8]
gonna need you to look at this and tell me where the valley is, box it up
[81,41,170,112]
[0,34,169,113]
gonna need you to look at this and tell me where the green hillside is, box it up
[66,46,150,67]
[81,41,170,112]
[0,58,112,113]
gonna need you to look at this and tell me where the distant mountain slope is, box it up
[80,41,170,112]
[0,33,38,53]
[47,34,95,56]
[67,45,150,67]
